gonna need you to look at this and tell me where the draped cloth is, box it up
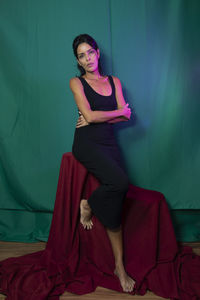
[0,152,200,300]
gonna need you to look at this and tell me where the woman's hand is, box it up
[107,103,132,124]
[120,103,131,120]
[76,112,89,128]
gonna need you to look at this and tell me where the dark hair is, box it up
[72,34,103,76]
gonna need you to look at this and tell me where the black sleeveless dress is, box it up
[72,76,129,229]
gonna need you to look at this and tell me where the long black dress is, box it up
[72,75,129,229]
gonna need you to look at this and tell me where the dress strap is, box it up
[78,76,86,87]
[108,75,115,94]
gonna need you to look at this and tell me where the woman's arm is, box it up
[107,76,132,124]
[107,116,127,124]
[69,77,131,123]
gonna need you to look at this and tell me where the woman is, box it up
[70,34,135,293]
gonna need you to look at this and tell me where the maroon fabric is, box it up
[0,152,200,300]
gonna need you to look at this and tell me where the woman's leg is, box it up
[106,227,135,292]
[77,146,135,290]
[80,201,135,292]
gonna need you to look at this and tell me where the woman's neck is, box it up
[84,70,102,80]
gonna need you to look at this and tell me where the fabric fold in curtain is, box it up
[0,153,200,300]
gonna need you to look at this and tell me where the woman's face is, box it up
[76,42,100,73]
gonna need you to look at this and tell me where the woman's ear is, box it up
[97,49,100,59]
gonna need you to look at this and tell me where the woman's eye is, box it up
[78,54,84,59]
[89,50,95,55]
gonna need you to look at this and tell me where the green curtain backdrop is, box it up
[0,0,199,242]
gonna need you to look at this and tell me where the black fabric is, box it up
[72,76,128,229]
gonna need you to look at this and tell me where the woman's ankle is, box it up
[81,199,90,208]
[115,258,124,269]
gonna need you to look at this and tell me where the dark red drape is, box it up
[0,153,200,299]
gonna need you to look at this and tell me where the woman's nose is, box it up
[86,53,90,61]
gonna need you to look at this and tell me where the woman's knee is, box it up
[112,175,129,193]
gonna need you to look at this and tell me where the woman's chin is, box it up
[86,66,98,73]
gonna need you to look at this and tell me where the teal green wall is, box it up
[111,0,200,209]
[0,0,199,242]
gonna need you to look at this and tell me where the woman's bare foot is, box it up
[114,263,135,293]
[80,199,93,230]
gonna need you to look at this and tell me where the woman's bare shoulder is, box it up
[111,75,122,87]
[69,77,83,92]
